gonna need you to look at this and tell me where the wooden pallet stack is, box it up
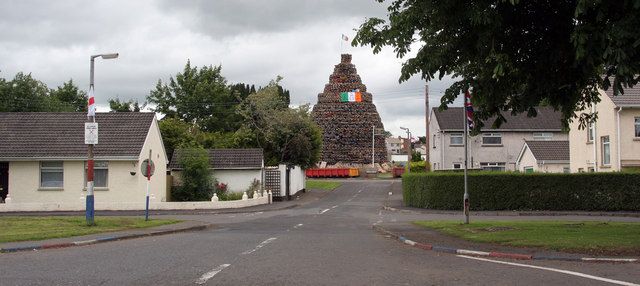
[312,54,388,165]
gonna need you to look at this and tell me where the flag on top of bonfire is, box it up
[341,34,349,42]
[464,90,474,129]
[87,86,96,117]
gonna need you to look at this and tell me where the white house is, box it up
[429,107,568,171]
[516,140,570,173]
[569,85,640,172]
[169,148,264,194]
[0,112,167,206]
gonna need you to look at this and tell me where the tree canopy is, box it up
[237,78,322,168]
[354,0,640,129]
[0,73,86,112]
[108,98,143,112]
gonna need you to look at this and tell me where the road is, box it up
[1,181,639,285]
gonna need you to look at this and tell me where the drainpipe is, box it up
[617,107,623,171]
[592,104,598,172]
[440,131,445,170]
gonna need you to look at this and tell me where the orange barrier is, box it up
[306,168,360,178]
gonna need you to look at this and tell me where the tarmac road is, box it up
[1,181,639,285]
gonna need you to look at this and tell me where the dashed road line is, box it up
[241,237,277,255]
[457,255,640,286]
[293,224,304,229]
[320,209,330,214]
[195,264,230,285]
[331,205,338,209]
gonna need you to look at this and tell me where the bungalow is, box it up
[0,112,167,206]
[515,140,570,173]
[569,85,640,172]
[169,148,264,193]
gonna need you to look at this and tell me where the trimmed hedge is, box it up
[403,172,640,211]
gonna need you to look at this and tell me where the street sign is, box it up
[85,122,98,144]
[141,159,155,178]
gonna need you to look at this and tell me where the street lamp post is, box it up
[86,53,118,226]
[400,127,411,173]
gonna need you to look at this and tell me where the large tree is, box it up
[147,61,240,132]
[50,79,87,112]
[354,0,640,128]
[237,78,322,168]
[108,98,143,112]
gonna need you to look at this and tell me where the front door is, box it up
[0,162,8,202]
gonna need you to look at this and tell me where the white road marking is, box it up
[358,189,362,193]
[331,205,338,209]
[457,255,640,286]
[293,223,304,229]
[320,209,330,214]
[373,220,383,225]
[388,192,392,196]
[195,264,230,285]
[241,237,277,255]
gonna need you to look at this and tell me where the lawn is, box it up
[414,220,640,255]
[306,180,341,191]
[0,216,181,243]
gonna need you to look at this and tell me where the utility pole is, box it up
[400,127,411,173]
[86,53,118,226]
[372,125,375,168]
[425,84,430,169]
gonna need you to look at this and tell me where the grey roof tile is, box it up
[0,112,155,159]
[603,85,640,106]
[169,148,264,170]
[433,107,563,131]
[524,140,570,161]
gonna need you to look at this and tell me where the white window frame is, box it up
[601,136,611,166]
[588,122,594,142]
[482,133,502,145]
[84,161,109,188]
[480,162,506,171]
[532,132,553,141]
[635,117,640,138]
[40,161,63,188]
[450,133,463,145]
[432,134,437,148]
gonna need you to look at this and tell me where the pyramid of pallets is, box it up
[311,54,388,165]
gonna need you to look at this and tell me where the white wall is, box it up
[214,169,262,193]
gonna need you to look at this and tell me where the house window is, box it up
[480,162,506,171]
[533,132,553,140]
[40,161,63,188]
[482,133,502,145]
[588,123,594,142]
[635,117,640,138]
[450,133,463,145]
[85,161,108,188]
[563,167,570,173]
[601,136,610,166]
[432,134,437,148]
[524,167,534,173]
[453,162,461,169]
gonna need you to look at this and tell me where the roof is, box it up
[523,140,570,161]
[603,84,640,107]
[432,107,563,131]
[0,112,155,159]
[169,148,264,170]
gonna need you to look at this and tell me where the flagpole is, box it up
[463,91,470,224]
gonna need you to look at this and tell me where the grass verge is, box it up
[306,180,341,191]
[413,220,640,255]
[0,216,181,243]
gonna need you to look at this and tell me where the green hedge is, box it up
[403,172,640,211]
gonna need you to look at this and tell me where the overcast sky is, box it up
[0,0,458,138]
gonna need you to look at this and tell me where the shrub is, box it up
[409,161,430,173]
[403,172,640,211]
[171,147,213,201]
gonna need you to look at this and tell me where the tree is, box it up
[172,147,213,201]
[147,60,240,132]
[158,117,199,159]
[108,98,143,112]
[238,78,322,168]
[354,0,640,129]
[50,79,87,112]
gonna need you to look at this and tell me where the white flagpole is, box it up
[463,92,470,224]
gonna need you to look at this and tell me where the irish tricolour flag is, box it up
[340,91,362,102]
